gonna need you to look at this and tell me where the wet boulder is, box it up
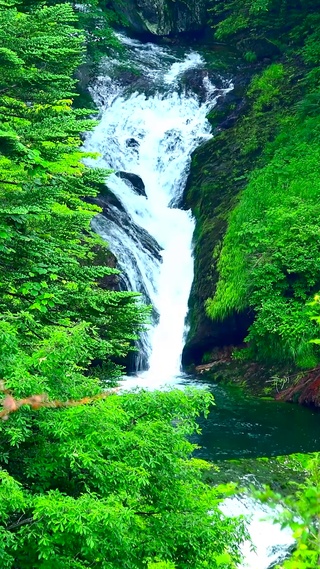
[88,188,162,263]
[116,171,147,198]
[85,186,127,215]
[113,69,156,95]
[126,138,140,151]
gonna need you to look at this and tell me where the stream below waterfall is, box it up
[84,33,320,569]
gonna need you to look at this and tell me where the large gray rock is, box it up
[111,0,208,36]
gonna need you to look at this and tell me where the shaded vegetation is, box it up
[186,0,320,375]
[257,453,320,568]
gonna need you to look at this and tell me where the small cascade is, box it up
[220,496,294,569]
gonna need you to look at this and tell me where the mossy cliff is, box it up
[181,86,254,366]
[183,63,303,366]
[110,0,208,36]
[183,0,320,398]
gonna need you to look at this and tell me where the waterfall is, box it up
[83,33,295,569]
[84,34,231,379]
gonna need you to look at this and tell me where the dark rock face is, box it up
[236,38,282,61]
[180,68,226,102]
[206,73,252,131]
[116,171,147,198]
[126,138,140,151]
[182,59,310,371]
[111,0,208,36]
[87,186,162,374]
[86,188,161,263]
[113,70,156,96]
[85,186,126,215]
[181,81,253,367]
[182,312,253,367]
[181,133,251,367]
[90,242,120,292]
[180,66,264,367]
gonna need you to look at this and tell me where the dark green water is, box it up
[180,375,320,460]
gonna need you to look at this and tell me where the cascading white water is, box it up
[84,35,231,379]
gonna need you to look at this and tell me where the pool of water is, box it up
[191,378,320,460]
[122,372,320,460]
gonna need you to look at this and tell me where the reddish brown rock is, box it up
[276,366,320,408]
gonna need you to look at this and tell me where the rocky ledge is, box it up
[110,0,208,36]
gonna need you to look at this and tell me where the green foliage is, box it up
[209,0,276,41]
[183,54,302,356]
[0,388,247,568]
[21,0,124,61]
[148,563,176,569]
[209,0,320,54]
[0,2,249,567]
[0,0,148,384]
[207,105,320,365]
[202,0,320,368]
[243,50,257,63]
[73,0,124,61]
[248,63,285,111]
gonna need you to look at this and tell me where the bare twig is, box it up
[0,383,119,420]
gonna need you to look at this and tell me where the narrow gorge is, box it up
[82,27,320,459]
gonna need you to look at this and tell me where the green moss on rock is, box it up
[182,63,304,367]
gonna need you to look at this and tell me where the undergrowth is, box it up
[204,2,320,368]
